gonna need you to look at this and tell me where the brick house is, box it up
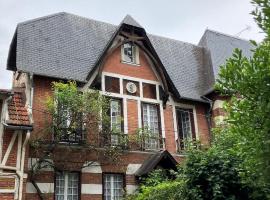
[0,13,252,200]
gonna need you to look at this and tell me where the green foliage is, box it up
[183,149,259,200]
[46,81,110,141]
[132,181,188,200]
[214,0,270,192]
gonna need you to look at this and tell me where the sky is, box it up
[0,0,265,89]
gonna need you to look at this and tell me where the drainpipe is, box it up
[18,130,30,200]
[201,96,213,143]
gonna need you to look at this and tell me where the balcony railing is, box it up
[176,138,200,153]
[99,132,129,149]
[54,127,86,144]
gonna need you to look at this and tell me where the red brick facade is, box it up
[1,29,211,200]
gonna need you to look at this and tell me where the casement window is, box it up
[55,172,80,200]
[54,96,84,143]
[56,101,84,143]
[142,103,161,149]
[121,42,139,65]
[110,99,123,145]
[176,108,196,149]
[103,173,124,200]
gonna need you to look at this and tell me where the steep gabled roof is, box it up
[121,14,142,28]
[135,150,178,176]
[199,29,253,88]
[6,13,252,101]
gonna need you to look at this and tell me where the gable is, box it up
[7,12,249,102]
[103,45,159,82]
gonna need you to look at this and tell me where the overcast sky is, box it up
[0,0,265,89]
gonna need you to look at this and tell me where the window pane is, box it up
[103,174,124,200]
[177,109,193,140]
[142,104,160,149]
[110,99,122,145]
[55,172,65,200]
[55,172,79,200]
[123,42,135,63]
[67,173,79,200]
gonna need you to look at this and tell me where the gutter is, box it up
[3,122,33,131]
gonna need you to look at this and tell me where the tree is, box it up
[128,1,270,199]
[215,0,270,192]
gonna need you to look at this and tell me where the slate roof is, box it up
[135,150,177,176]
[7,12,253,101]
[198,29,254,90]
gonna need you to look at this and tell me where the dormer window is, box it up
[121,42,139,65]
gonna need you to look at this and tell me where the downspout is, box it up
[18,130,30,200]
[201,96,213,143]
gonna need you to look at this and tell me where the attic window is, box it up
[121,42,139,65]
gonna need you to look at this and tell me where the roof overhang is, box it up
[135,150,178,177]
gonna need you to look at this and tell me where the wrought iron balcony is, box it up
[54,127,86,144]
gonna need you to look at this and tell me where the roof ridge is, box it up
[18,12,67,26]
[149,33,203,49]
[205,28,250,42]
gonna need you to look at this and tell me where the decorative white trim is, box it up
[126,164,142,175]
[159,103,165,138]
[102,72,160,85]
[123,98,128,134]
[139,82,143,98]
[137,100,142,129]
[172,102,199,148]
[119,77,124,95]
[81,184,102,194]
[101,91,161,104]
[1,132,18,166]
[172,105,178,141]
[213,100,225,110]
[126,185,138,194]
[28,158,54,171]
[16,133,22,169]
[26,182,54,193]
[82,161,102,173]
[82,68,99,90]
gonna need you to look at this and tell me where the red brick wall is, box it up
[0,194,14,200]
[103,47,158,81]
[195,103,210,146]
[2,130,17,167]
[164,105,176,153]
[127,99,138,134]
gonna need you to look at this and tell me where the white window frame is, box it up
[142,103,161,150]
[55,171,79,200]
[103,173,124,200]
[110,99,122,145]
[121,42,140,65]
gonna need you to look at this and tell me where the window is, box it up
[110,99,122,145]
[56,101,84,143]
[55,172,79,200]
[142,103,161,149]
[122,42,138,64]
[103,173,124,200]
[105,76,120,94]
[176,108,196,149]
